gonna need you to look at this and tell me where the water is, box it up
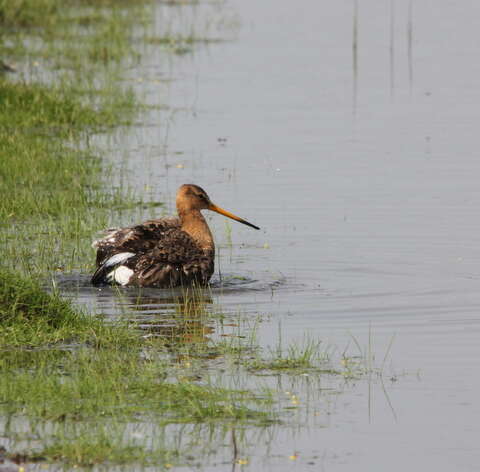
[64,1,480,470]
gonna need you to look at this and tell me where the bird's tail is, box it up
[91,252,136,286]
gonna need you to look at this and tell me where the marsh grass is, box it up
[0,267,140,348]
[0,80,139,275]
[165,310,371,380]
[1,1,149,68]
[0,348,273,425]
[0,280,277,467]
[246,338,332,373]
[39,429,178,467]
[0,81,136,217]
[2,335,261,464]
[0,337,276,467]
[0,287,277,467]
[0,0,145,277]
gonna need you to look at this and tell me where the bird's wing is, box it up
[92,217,180,267]
[129,229,213,287]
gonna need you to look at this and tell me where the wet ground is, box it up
[62,1,480,470]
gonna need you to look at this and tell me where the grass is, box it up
[0,279,277,468]
[1,1,149,68]
[164,314,372,381]
[246,338,332,373]
[0,348,273,425]
[39,430,178,467]
[0,267,139,348]
[0,80,136,220]
[0,306,277,468]
[0,0,60,28]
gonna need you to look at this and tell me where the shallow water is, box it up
[63,1,480,470]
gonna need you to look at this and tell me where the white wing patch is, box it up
[104,252,135,267]
[107,266,134,285]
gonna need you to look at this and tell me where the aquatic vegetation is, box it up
[0,348,274,425]
[38,429,178,467]
[246,338,333,373]
[0,267,142,350]
[0,0,149,67]
[0,349,277,467]
[0,282,277,467]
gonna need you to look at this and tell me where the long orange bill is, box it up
[209,203,260,230]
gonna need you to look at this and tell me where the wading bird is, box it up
[91,184,259,287]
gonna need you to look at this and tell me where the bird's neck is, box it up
[179,209,214,252]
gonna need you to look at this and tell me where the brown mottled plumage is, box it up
[91,184,259,288]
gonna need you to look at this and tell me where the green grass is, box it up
[0,267,139,348]
[0,79,136,135]
[0,0,60,28]
[0,348,273,424]
[1,1,149,68]
[0,277,277,468]
[0,0,149,28]
[246,338,331,372]
[0,317,276,468]
[39,430,178,467]
[0,80,136,220]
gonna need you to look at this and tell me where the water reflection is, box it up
[56,270,286,319]
[55,271,286,360]
[390,0,395,98]
[128,291,215,346]
[352,0,358,114]
[408,0,413,93]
